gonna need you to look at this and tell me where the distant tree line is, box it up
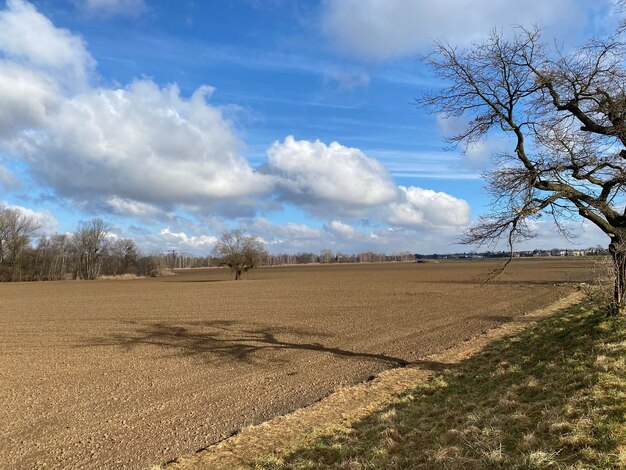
[206,231,419,279]
[0,206,419,283]
[415,247,611,260]
[3,205,611,283]
[0,207,183,282]
[257,250,416,266]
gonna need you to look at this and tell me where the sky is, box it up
[0,0,620,255]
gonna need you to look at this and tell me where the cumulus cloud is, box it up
[0,62,60,137]
[325,219,357,238]
[386,186,471,229]
[104,196,167,220]
[0,1,271,219]
[13,81,270,212]
[321,0,606,60]
[159,227,218,250]
[74,0,147,17]
[0,0,94,87]
[264,136,471,230]
[265,136,399,216]
[0,2,475,253]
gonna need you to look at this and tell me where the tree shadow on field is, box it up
[254,301,626,469]
[84,320,431,368]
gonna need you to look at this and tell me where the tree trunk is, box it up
[609,242,626,316]
[235,270,241,280]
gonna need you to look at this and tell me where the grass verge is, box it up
[250,299,626,469]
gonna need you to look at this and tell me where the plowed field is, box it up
[0,258,594,469]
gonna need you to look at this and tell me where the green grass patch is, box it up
[249,300,626,469]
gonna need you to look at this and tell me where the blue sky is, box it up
[0,0,619,254]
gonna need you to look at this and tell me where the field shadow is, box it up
[260,300,626,469]
[84,320,415,367]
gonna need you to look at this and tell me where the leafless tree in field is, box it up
[72,218,111,280]
[420,21,626,315]
[107,238,139,275]
[213,230,267,280]
[0,206,40,281]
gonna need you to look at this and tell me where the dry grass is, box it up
[97,273,146,280]
[579,255,615,310]
[249,297,626,469]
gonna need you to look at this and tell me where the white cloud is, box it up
[265,135,399,216]
[139,215,605,257]
[325,219,357,238]
[265,136,471,230]
[0,2,272,218]
[2,201,59,235]
[104,196,167,220]
[386,186,471,229]
[240,217,466,254]
[75,0,147,17]
[159,227,218,250]
[368,149,481,180]
[0,0,94,87]
[321,0,609,60]
[12,81,270,213]
[0,2,475,253]
[0,61,60,137]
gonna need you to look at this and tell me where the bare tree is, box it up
[618,0,626,34]
[105,238,139,275]
[0,206,40,281]
[420,24,626,315]
[213,230,266,280]
[32,234,72,281]
[72,218,111,280]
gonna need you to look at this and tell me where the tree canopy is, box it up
[421,22,626,314]
[213,230,266,280]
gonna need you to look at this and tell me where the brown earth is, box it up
[0,258,594,469]
[168,291,584,470]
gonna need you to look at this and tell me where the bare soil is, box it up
[167,292,584,470]
[0,259,593,469]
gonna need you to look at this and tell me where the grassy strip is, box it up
[250,299,626,469]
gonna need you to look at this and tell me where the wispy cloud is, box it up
[73,0,147,17]
[369,150,482,180]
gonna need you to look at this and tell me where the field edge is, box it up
[161,291,584,470]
